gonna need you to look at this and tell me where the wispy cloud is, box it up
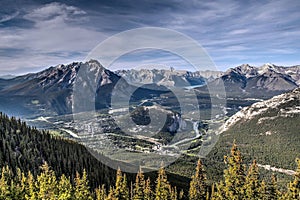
[0,0,300,74]
[23,2,87,24]
[0,11,19,23]
[0,2,106,74]
[228,29,249,35]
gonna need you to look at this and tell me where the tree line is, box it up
[0,112,119,189]
[0,112,300,199]
[1,142,300,199]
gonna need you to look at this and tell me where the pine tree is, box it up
[58,174,73,200]
[244,160,260,199]
[36,162,58,200]
[258,174,281,200]
[258,180,267,200]
[215,141,246,199]
[95,185,107,200]
[213,181,226,200]
[189,159,207,200]
[179,189,184,200]
[0,167,10,199]
[121,174,129,200]
[107,186,116,200]
[133,167,145,200]
[144,177,153,200]
[155,165,171,200]
[11,168,27,200]
[74,170,93,200]
[170,186,178,200]
[114,168,123,199]
[25,171,37,200]
[268,174,280,200]
[114,168,129,200]
[285,158,300,199]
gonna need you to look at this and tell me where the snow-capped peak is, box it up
[258,63,278,74]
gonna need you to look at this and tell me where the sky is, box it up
[0,0,300,75]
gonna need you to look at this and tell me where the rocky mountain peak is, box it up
[25,60,115,91]
[258,63,279,74]
[115,68,206,87]
[235,64,258,78]
[205,63,299,98]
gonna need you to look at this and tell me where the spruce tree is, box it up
[107,186,116,200]
[58,174,73,200]
[36,163,58,200]
[267,174,280,200]
[189,159,207,200]
[179,189,184,200]
[74,170,92,200]
[0,167,10,199]
[258,180,267,200]
[114,168,129,200]
[215,141,246,199]
[114,168,123,199]
[155,165,171,200]
[244,160,260,199]
[285,158,300,199]
[121,174,129,200]
[133,167,145,200]
[11,168,27,200]
[95,184,107,200]
[170,186,178,200]
[144,177,153,200]
[25,171,37,200]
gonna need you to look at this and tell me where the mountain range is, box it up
[115,68,218,87]
[0,60,299,188]
[196,63,300,99]
[116,64,299,88]
[0,60,166,117]
[0,61,299,120]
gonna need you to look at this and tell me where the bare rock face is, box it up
[220,87,300,133]
[1,61,299,117]
[0,60,164,116]
[197,63,299,99]
[115,68,207,87]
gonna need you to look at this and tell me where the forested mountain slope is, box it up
[205,88,300,184]
[0,112,189,191]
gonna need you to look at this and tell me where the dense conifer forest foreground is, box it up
[0,113,300,199]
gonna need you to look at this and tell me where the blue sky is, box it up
[0,0,300,75]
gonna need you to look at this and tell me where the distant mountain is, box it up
[1,61,299,117]
[0,74,15,79]
[115,68,218,87]
[197,64,300,99]
[0,60,165,117]
[207,87,300,176]
[116,64,300,100]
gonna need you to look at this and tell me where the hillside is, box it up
[0,112,190,191]
[205,88,300,183]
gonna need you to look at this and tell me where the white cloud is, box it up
[0,0,300,75]
[24,2,86,23]
[228,29,249,35]
[0,2,106,74]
